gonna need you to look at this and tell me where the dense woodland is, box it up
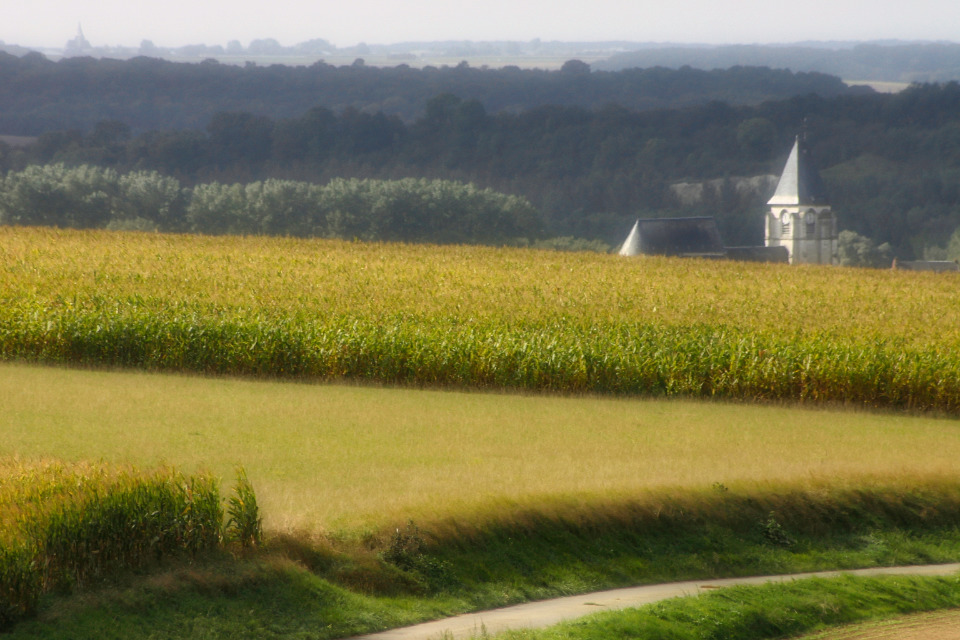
[2,55,960,259]
[0,52,856,133]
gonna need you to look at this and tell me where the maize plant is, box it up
[2,227,960,412]
[0,459,227,630]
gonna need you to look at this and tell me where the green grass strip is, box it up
[491,574,960,640]
[7,488,960,639]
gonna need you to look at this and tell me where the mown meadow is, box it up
[2,227,960,411]
[6,362,960,532]
[6,362,960,639]
[3,226,960,637]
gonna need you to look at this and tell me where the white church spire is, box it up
[765,135,837,265]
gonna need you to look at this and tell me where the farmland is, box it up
[3,227,960,411]
[0,457,248,630]
[4,226,960,637]
[6,362,960,531]
[6,361,960,638]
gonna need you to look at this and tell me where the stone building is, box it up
[618,136,831,265]
[765,136,838,265]
[617,216,788,262]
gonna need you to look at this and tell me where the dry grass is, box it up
[794,609,960,639]
[4,362,960,533]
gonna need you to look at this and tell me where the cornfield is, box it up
[2,227,960,411]
[0,458,223,629]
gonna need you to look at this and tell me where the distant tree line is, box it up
[0,52,855,134]
[4,82,960,257]
[0,165,541,244]
[596,42,960,83]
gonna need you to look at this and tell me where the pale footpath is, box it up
[349,563,960,640]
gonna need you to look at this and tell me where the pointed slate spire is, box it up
[767,136,828,206]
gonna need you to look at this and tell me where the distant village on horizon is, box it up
[3,27,960,82]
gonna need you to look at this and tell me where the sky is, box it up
[1,0,958,50]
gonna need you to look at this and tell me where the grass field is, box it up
[489,575,960,640]
[5,364,960,639]
[4,362,960,532]
[5,227,960,637]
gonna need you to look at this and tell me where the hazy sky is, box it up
[2,0,958,49]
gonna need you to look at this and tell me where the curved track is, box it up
[349,563,960,640]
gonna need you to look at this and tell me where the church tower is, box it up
[65,23,92,55]
[765,136,838,265]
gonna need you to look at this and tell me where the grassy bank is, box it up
[0,459,232,630]
[6,484,960,638]
[489,574,960,640]
[4,365,960,635]
[3,228,960,410]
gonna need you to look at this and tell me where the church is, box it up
[619,136,839,265]
[764,136,838,265]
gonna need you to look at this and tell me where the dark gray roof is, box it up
[767,136,829,206]
[896,260,959,272]
[619,217,725,257]
[724,245,789,263]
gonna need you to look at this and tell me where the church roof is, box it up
[618,217,725,257]
[767,136,828,207]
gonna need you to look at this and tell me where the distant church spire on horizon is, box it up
[65,22,92,55]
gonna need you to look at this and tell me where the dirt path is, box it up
[797,609,960,639]
[349,563,960,640]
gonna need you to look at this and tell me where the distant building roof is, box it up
[724,245,789,263]
[767,136,829,207]
[619,217,725,257]
[895,260,960,273]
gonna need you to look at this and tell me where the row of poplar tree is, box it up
[0,164,542,245]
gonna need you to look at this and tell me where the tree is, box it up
[272,107,337,163]
[736,117,777,159]
[134,130,208,178]
[560,59,591,75]
[247,39,284,55]
[946,226,960,260]
[116,171,188,231]
[206,112,274,169]
[248,180,322,237]
[838,230,894,268]
[0,164,118,228]
[187,182,252,234]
